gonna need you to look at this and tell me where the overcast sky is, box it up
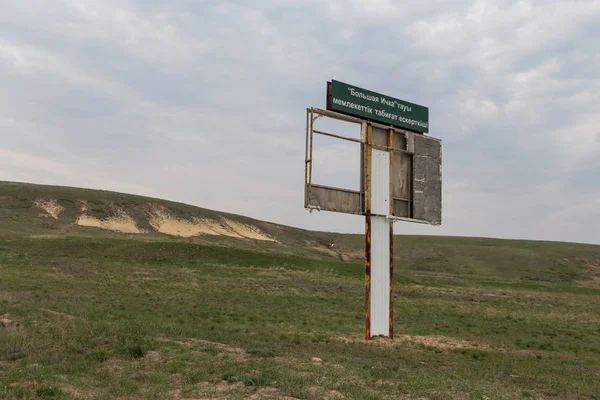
[0,0,599,244]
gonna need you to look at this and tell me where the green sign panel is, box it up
[327,80,429,133]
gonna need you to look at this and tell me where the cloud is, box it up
[0,0,598,244]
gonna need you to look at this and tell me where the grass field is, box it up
[1,182,600,399]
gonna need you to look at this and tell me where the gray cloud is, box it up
[0,0,599,244]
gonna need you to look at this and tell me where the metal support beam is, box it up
[365,123,393,339]
[364,123,372,340]
[369,148,391,337]
[388,128,394,339]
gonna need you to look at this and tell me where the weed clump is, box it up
[125,344,146,359]
[36,387,66,399]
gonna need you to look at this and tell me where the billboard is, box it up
[304,82,441,339]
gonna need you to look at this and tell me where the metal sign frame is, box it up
[305,107,441,225]
[304,106,442,340]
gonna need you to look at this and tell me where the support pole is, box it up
[389,221,394,339]
[365,214,371,339]
[365,124,393,339]
[364,123,372,340]
[388,128,394,339]
[369,212,391,337]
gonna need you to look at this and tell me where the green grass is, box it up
[1,237,599,399]
[1,181,600,399]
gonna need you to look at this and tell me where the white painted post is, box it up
[369,149,391,337]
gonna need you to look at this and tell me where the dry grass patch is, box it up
[394,334,487,350]
[40,308,78,320]
[1,315,22,330]
[308,386,346,399]
[0,316,27,362]
[156,337,249,361]
[0,290,19,303]
[588,260,600,278]
[246,386,300,399]
[336,333,489,350]
[171,382,299,400]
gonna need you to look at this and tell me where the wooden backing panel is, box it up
[393,199,410,218]
[307,185,362,215]
[392,152,411,200]
[372,126,388,148]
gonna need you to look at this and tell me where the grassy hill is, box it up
[1,181,600,399]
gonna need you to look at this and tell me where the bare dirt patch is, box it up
[8,381,35,389]
[337,332,569,358]
[171,382,242,400]
[32,199,64,219]
[40,308,78,320]
[170,383,300,400]
[336,333,488,350]
[225,219,276,242]
[588,260,600,277]
[58,384,98,400]
[172,381,295,400]
[309,386,345,399]
[395,334,483,349]
[148,206,232,238]
[144,350,163,363]
[77,213,144,234]
[1,315,22,330]
[147,205,275,241]
[246,387,300,400]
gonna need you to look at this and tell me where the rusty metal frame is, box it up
[304,109,310,209]
[364,122,373,340]
[305,107,438,225]
[313,129,363,144]
[305,107,365,215]
[308,108,415,150]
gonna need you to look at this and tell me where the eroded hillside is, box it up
[1,181,599,285]
[0,181,363,261]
